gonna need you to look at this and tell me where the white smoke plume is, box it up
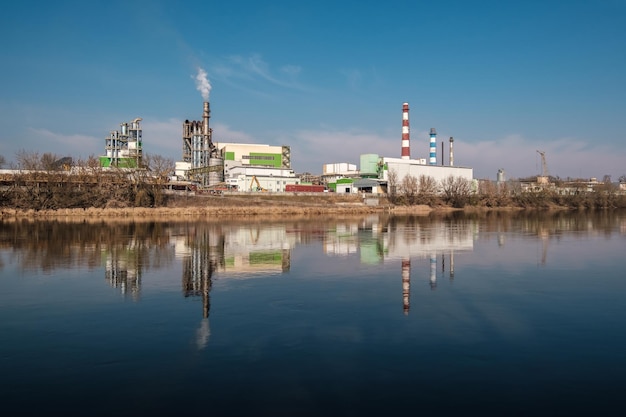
[195,67,212,101]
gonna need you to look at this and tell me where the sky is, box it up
[1,0,625,180]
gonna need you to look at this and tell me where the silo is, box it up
[497,169,505,183]
[360,154,379,177]
[208,156,224,186]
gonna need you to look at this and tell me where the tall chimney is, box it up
[449,136,454,166]
[429,128,437,165]
[203,101,210,137]
[441,141,444,166]
[401,103,410,160]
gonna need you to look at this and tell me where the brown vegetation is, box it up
[1,152,624,219]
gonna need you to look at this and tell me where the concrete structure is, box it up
[223,164,298,192]
[217,142,291,169]
[100,118,143,168]
[379,156,474,189]
[217,142,297,192]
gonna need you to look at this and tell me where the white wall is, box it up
[382,157,473,185]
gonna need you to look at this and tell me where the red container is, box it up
[286,184,325,193]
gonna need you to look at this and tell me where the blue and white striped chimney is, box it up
[429,128,437,165]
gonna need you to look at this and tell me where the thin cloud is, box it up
[339,69,362,91]
[210,53,309,94]
[24,127,101,157]
[212,122,256,143]
[268,127,626,179]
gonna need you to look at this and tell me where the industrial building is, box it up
[325,102,473,194]
[177,102,224,187]
[172,96,473,194]
[217,142,297,192]
[175,101,298,192]
[100,118,143,168]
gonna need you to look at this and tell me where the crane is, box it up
[536,150,549,183]
[536,150,549,177]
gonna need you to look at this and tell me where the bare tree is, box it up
[0,154,6,168]
[400,175,418,204]
[387,169,398,199]
[417,175,438,205]
[441,175,473,208]
[144,153,174,181]
[15,150,41,170]
[40,152,61,171]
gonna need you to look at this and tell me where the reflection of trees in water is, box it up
[417,210,624,238]
[0,220,175,274]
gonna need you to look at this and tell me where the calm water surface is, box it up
[1,211,625,416]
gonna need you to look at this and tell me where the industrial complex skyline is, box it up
[1,0,625,180]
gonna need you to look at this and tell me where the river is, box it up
[1,210,625,416]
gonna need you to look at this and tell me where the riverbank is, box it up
[0,194,440,219]
[5,191,599,220]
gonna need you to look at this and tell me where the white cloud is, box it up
[212,122,256,143]
[269,127,626,180]
[141,117,183,159]
[24,127,101,158]
[455,135,624,180]
[210,53,308,94]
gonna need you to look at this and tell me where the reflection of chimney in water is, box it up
[450,251,455,280]
[442,253,445,275]
[430,253,437,290]
[402,258,411,315]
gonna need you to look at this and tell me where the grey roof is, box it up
[353,178,382,188]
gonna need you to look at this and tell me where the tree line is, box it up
[0,151,174,210]
[386,169,626,209]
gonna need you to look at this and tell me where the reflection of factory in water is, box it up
[103,246,142,301]
[323,216,476,314]
[174,224,296,311]
[174,224,298,349]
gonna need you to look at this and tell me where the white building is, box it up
[216,143,298,192]
[321,162,359,183]
[381,157,473,185]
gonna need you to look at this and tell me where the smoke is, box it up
[195,67,212,101]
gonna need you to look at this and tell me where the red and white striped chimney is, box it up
[401,102,410,160]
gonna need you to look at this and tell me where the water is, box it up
[1,211,625,416]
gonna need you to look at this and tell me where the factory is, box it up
[326,103,473,194]
[174,100,298,192]
[99,118,143,168]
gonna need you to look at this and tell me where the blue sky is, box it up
[1,0,625,180]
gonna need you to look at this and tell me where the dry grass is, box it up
[0,193,446,220]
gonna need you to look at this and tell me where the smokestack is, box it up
[203,101,210,137]
[401,103,410,160]
[429,128,437,165]
[441,141,444,166]
[449,136,454,166]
